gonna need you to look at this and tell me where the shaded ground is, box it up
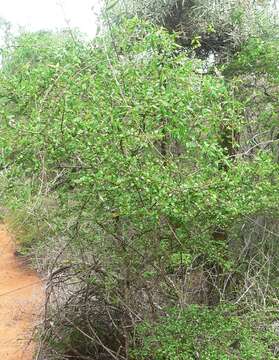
[0,225,43,359]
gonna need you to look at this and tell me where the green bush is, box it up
[0,16,278,359]
[133,305,279,360]
[1,19,277,269]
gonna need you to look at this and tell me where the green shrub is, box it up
[133,305,279,360]
[0,16,278,359]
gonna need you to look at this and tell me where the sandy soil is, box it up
[0,225,44,360]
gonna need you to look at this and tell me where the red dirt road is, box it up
[0,225,43,359]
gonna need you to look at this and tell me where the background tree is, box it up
[105,0,277,59]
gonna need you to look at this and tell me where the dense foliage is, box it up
[134,306,278,360]
[105,0,277,58]
[0,2,278,359]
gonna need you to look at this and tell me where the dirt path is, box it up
[0,225,43,360]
